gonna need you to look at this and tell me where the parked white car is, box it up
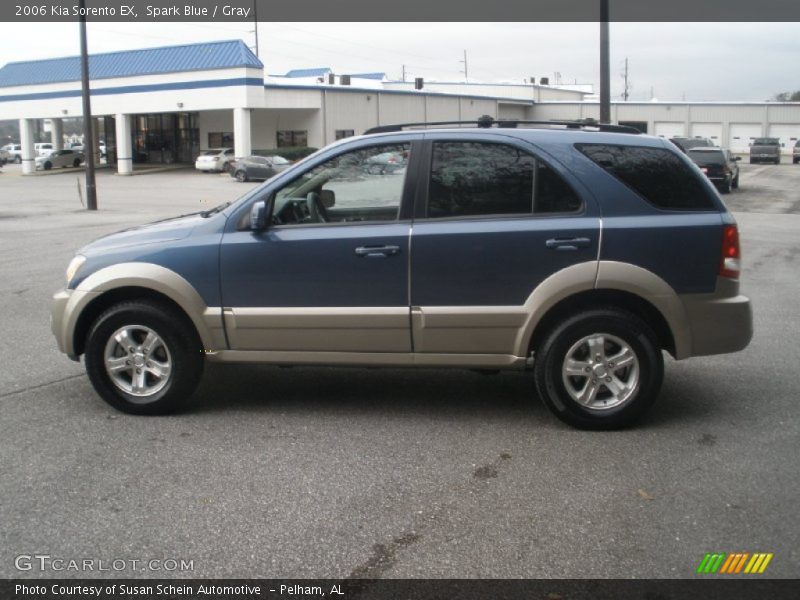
[35,148,84,170]
[195,148,235,172]
[5,144,23,163]
[35,142,55,157]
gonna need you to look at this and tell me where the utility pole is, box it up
[402,64,406,82]
[599,0,610,123]
[460,50,468,81]
[79,0,97,210]
[622,57,630,101]
[252,0,259,58]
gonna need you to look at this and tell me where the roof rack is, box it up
[364,115,642,135]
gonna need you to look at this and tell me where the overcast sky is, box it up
[0,21,797,101]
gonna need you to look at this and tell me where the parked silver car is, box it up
[231,155,291,182]
[35,149,84,170]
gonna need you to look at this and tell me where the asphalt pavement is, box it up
[0,162,798,579]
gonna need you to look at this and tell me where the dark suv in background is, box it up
[687,147,740,193]
[51,118,752,429]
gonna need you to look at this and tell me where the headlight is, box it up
[65,255,86,284]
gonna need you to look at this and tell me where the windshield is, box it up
[753,138,779,146]
[201,149,223,156]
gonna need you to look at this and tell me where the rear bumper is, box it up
[680,280,753,357]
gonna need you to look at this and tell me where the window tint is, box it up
[273,143,410,226]
[428,142,581,218]
[578,144,716,211]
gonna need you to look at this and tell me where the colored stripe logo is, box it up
[697,552,773,574]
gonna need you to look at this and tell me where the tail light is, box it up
[720,224,740,279]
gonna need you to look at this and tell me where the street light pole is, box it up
[79,0,97,210]
[599,0,611,123]
[253,0,259,58]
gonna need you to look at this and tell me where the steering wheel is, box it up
[305,191,328,223]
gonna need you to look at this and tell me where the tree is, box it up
[773,90,800,102]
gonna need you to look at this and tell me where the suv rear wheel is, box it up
[84,300,204,415]
[534,308,664,429]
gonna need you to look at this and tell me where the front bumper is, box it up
[51,288,98,361]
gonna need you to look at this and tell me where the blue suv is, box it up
[51,118,752,429]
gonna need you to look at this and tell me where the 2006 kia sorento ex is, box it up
[51,121,753,429]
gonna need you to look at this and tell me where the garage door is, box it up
[767,124,800,155]
[690,122,723,146]
[729,123,762,154]
[654,122,685,138]
[498,104,528,120]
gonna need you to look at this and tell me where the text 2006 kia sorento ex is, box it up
[51,118,753,429]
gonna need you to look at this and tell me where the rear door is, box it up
[409,134,600,356]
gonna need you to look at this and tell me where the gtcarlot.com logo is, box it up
[14,554,194,572]
[697,552,773,574]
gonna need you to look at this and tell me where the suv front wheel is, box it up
[534,308,664,429]
[84,300,204,415]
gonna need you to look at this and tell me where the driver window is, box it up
[272,143,410,226]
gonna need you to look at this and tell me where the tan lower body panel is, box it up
[411,306,528,354]
[223,307,412,352]
[206,349,527,369]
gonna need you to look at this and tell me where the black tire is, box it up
[73,158,81,167]
[533,308,664,430]
[84,300,204,415]
[44,161,52,170]
[732,173,739,189]
[720,178,731,194]
[775,158,780,165]
[235,170,247,182]
[222,161,232,173]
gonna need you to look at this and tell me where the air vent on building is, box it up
[540,77,549,85]
[530,77,536,84]
[341,75,351,86]
[328,73,335,85]
[415,77,424,90]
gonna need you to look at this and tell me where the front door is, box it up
[220,141,416,353]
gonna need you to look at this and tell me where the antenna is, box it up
[459,50,468,81]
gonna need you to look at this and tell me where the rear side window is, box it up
[427,141,582,218]
[577,144,716,211]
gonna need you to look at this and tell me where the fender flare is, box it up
[64,262,224,355]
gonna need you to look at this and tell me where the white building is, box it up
[1,39,799,175]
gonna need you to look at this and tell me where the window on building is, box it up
[577,144,715,211]
[335,129,355,140]
[277,130,309,148]
[208,132,234,148]
[427,141,582,218]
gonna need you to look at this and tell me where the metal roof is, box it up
[0,40,262,88]
[283,68,331,78]
[348,72,386,80]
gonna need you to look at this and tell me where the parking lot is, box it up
[0,161,799,579]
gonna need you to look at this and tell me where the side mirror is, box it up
[250,200,267,230]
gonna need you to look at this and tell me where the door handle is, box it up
[545,237,591,251]
[354,245,401,258]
